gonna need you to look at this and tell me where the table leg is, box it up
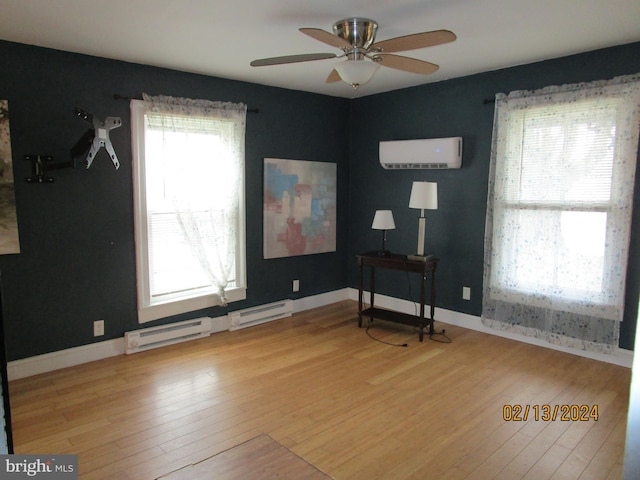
[369,267,376,323]
[429,270,436,336]
[429,270,436,335]
[419,272,426,342]
[358,261,363,328]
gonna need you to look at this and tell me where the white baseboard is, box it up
[8,288,632,380]
[7,289,352,380]
[347,288,634,368]
[292,288,350,313]
[210,314,229,334]
[8,338,126,381]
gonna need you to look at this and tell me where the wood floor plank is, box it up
[522,443,573,480]
[577,418,626,480]
[8,300,630,480]
[158,434,331,480]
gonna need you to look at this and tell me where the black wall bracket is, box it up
[24,154,73,183]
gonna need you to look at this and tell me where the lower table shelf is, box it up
[357,252,438,343]
[359,307,432,342]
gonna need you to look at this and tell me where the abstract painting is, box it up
[0,100,20,255]
[264,158,336,259]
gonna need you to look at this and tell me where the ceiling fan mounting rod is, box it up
[345,48,368,61]
[333,18,378,49]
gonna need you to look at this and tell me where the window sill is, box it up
[138,287,246,323]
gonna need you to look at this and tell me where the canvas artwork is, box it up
[0,100,20,255]
[264,158,336,259]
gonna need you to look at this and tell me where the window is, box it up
[131,95,247,323]
[482,76,640,352]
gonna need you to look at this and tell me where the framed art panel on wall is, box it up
[263,158,336,259]
[0,100,20,255]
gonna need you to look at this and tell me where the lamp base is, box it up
[407,254,436,262]
[377,250,391,257]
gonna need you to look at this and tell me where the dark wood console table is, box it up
[357,252,438,342]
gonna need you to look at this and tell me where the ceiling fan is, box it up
[250,18,456,89]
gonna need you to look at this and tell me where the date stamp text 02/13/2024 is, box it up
[503,404,599,422]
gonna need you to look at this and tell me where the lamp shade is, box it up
[409,182,438,210]
[372,210,395,230]
[335,60,380,87]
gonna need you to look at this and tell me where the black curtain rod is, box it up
[113,94,259,113]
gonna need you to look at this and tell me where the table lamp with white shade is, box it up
[408,181,438,261]
[371,210,395,256]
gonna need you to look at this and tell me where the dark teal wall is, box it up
[0,41,350,360]
[348,42,640,350]
[1,39,638,360]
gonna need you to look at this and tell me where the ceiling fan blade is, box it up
[250,52,336,67]
[326,69,341,84]
[376,54,439,75]
[371,30,456,53]
[300,28,352,49]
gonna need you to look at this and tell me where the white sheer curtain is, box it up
[141,93,246,306]
[482,74,640,353]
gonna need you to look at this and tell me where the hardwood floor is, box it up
[9,301,631,479]
[158,434,332,479]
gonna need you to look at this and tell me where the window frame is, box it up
[486,87,637,322]
[490,100,620,304]
[130,99,246,323]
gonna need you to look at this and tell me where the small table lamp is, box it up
[409,182,438,260]
[371,210,395,256]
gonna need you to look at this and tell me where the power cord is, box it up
[365,319,408,347]
[360,270,453,346]
[405,267,452,344]
[429,329,452,343]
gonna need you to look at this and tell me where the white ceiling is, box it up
[1,0,639,99]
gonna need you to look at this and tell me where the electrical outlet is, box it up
[94,320,105,337]
[293,279,300,292]
[463,287,471,301]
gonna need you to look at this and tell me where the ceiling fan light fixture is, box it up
[334,59,380,89]
[251,18,456,91]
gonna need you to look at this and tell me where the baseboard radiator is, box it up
[124,317,212,354]
[228,299,293,331]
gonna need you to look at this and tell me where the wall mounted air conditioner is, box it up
[379,137,463,169]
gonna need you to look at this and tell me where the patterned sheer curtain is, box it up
[141,93,246,306]
[482,74,640,353]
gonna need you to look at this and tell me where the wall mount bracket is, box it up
[74,107,121,169]
[24,154,73,183]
